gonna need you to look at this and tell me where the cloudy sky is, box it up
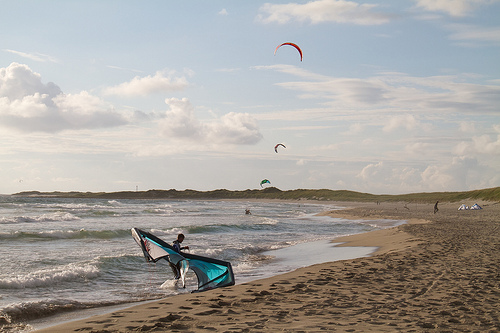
[1,0,499,195]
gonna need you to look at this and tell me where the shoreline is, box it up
[28,202,400,332]
[34,200,500,332]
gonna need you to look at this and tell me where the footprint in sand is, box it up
[157,314,182,322]
[195,309,222,316]
[196,325,218,331]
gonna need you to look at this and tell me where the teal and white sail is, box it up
[131,228,235,292]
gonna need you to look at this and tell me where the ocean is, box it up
[0,195,404,332]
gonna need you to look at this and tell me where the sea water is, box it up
[0,196,403,331]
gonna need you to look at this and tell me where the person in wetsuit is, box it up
[173,233,189,252]
[170,233,190,282]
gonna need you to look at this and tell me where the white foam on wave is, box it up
[30,229,84,239]
[0,263,100,289]
[0,228,132,241]
[35,202,113,210]
[232,261,259,274]
[148,228,183,237]
[159,279,178,290]
[255,217,279,225]
[0,212,80,224]
[0,230,79,240]
[152,208,188,215]
[0,297,133,325]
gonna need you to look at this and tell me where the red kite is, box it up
[274,143,286,153]
[274,42,303,61]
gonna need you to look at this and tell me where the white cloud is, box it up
[343,123,364,135]
[420,156,489,190]
[277,77,390,105]
[414,0,499,17]
[207,112,263,145]
[257,0,393,25]
[4,49,58,63]
[454,125,500,155]
[464,133,500,155]
[459,121,476,133]
[103,70,189,97]
[354,162,427,193]
[218,8,228,15]
[215,68,241,73]
[313,143,340,151]
[453,141,470,156]
[447,24,500,45]
[106,65,143,73]
[160,97,202,140]
[160,98,262,145]
[354,156,493,193]
[254,65,329,81]
[405,142,431,155]
[471,134,500,154]
[51,176,79,183]
[259,67,500,116]
[357,161,384,180]
[0,63,127,133]
[383,114,420,132]
[0,63,60,100]
[421,164,457,189]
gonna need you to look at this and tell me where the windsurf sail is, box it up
[131,228,235,292]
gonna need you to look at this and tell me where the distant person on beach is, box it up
[434,201,439,214]
[173,233,189,252]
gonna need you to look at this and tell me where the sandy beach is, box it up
[35,200,500,332]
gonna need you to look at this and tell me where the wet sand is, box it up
[35,200,500,332]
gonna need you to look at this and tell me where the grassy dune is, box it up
[13,186,500,203]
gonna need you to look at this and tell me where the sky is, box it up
[1,0,499,195]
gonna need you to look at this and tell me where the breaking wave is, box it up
[0,298,137,325]
[187,221,282,234]
[0,212,79,224]
[0,229,131,241]
[0,263,100,289]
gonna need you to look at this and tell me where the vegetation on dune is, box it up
[12,187,500,203]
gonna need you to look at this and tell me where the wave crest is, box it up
[0,263,100,289]
[0,212,79,224]
[0,298,130,324]
[0,228,131,241]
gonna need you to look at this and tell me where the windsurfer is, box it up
[171,233,189,283]
[132,228,235,291]
[173,233,189,252]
